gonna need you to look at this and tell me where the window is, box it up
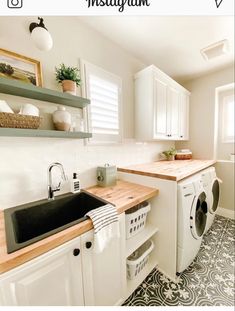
[222,94,234,143]
[215,84,234,160]
[81,61,122,144]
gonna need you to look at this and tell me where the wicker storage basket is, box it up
[0,112,41,129]
[175,154,192,160]
[175,150,192,160]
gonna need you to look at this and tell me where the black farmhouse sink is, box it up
[4,191,109,253]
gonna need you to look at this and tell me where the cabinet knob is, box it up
[180,135,183,138]
[86,241,92,249]
[73,248,80,256]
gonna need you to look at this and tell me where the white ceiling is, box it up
[78,16,234,83]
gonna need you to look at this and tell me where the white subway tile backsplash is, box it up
[0,138,172,209]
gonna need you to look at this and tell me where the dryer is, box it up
[177,175,208,274]
[201,167,221,232]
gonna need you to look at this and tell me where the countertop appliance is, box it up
[97,164,117,187]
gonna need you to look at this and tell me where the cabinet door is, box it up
[179,93,189,140]
[81,215,125,306]
[0,237,84,306]
[168,86,180,140]
[153,76,168,139]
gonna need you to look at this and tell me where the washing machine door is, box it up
[210,178,220,214]
[190,191,208,239]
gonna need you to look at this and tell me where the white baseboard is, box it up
[217,207,235,220]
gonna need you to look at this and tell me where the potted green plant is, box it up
[55,63,81,95]
[162,148,177,161]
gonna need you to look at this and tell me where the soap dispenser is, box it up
[71,173,80,194]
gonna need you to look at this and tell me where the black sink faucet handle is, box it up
[86,241,92,249]
[73,248,80,256]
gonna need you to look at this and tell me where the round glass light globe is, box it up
[31,27,53,51]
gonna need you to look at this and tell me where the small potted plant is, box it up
[55,63,81,95]
[162,148,177,161]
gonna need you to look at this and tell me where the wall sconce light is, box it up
[29,17,53,51]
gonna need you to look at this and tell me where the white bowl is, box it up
[0,100,14,113]
[19,104,39,117]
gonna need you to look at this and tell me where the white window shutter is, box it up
[81,61,122,144]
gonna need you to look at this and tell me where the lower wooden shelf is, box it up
[0,128,92,139]
[126,223,159,258]
[126,257,158,299]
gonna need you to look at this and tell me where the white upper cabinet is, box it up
[135,65,190,141]
[153,75,168,139]
[167,85,181,140]
[179,92,190,140]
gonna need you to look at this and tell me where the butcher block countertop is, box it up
[0,180,158,274]
[118,159,216,181]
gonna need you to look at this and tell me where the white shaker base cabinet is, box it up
[0,236,84,306]
[0,215,126,306]
[81,214,126,306]
[135,65,190,141]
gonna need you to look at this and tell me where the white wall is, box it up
[0,16,144,138]
[216,161,234,213]
[216,87,234,161]
[176,66,234,212]
[0,17,173,209]
[176,65,234,159]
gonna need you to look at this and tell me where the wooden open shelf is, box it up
[126,223,159,258]
[126,257,158,299]
[0,128,92,139]
[0,77,90,109]
[0,77,91,139]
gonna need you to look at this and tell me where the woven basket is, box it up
[0,112,41,129]
[175,153,192,160]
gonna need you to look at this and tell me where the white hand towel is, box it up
[86,204,120,253]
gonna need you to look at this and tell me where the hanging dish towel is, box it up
[86,204,120,253]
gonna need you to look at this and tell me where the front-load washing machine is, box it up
[177,175,208,274]
[201,167,221,232]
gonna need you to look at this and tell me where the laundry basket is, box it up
[126,240,154,280]
[125,201,151,239]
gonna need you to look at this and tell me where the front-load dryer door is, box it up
[190,192,208,239]
[209,179,220,214]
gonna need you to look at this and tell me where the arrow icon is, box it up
[215,0,224,8]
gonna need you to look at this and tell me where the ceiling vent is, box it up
[201,39,229,61]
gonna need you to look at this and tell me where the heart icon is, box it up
[215,0,224,8]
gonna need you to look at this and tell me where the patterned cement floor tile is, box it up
[123,215,235,307]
